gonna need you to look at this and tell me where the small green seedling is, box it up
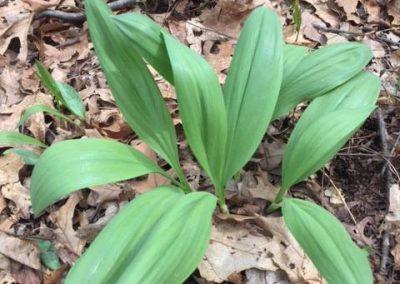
[35,61,85,120]
[0,64,85,165]
[2,0,380,283]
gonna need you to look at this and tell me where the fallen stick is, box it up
[34,0,138,24]
[378,108,394,276]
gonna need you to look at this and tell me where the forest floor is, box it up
[0,0,399,283]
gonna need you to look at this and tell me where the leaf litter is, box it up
[0,0,399,282]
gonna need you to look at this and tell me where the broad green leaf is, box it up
[114,13,306,88]
[163,32,228,195]
[18,105,75,128]
[282,44,309,83]
[273,42,372,119]
[113,12,173,83]
[281,72,380,190]
[55,82,85,119]
[223,7,283,181]
[35,61,59,100]
[85,0,187,187]
[37,240,60,270]
[66,186,216,284]
[35,61,85,120]
[30,138,169,215]
[3,148,40,165]
[282,198,372,284]
[0,131,46,148]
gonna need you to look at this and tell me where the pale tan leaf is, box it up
[198,217,323,283]
[49,193,86,255]
[0,231,41,269]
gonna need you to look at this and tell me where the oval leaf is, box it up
[282,44,309,83]
[273,42,372,119]
[223,7,283,181]
[35,61,85,119]
[163,32,228,194]
[282,198,372,284]
[85,0,186,186]
[66,186,216,284]
[281,72,380,189]
[0,131,46,148]
[113,12,173,83]
[30,138,168,215]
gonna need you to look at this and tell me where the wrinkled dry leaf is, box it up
[245,268,289,284]
[203,40,233,83]
[301,10,327,44]
[198,217,323,283]
[0,65,24,106]
[199,0,275,38]
[10,260,41,284]
[362,37,386,58]
[23,0,60,12]
[0,268,16,283]
[1,182,31,218]
[304,0,339,27]
[0,231,40,269]
[335,0,360,24]
[388,0,400,26]
[0,0,33,61]
[239,172,279,203]
[87,184,124,206]
[0,153,24,186]
[77,202,119,242]
[49,193,85,255]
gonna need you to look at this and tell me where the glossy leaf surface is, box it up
[30,138,167,215]
[282,44,309,83]
[163,32,228,194]
[67,186,216,284]
[282,72,380,189]
[273,42,372,119]
[282,198,372,284]
[223,7,283,181]
[85,0,186,186]
[113,12,173,83]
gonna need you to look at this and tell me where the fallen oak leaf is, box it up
[0,1,33,61]
[49,192,85,256]
[198,216,323,283]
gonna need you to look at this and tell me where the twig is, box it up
[34,0,138,24]
[312,23,364,37]
[322,171,357,226]
[378,108,394,276]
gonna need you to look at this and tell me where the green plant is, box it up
[2,0,380,282]
[0,63,85,165]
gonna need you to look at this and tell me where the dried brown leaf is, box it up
[0,231,41,269]
[198,217,323,283]
[1,182,31,219]
[49,193,85,255]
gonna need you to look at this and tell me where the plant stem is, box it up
[267,186,287,213]
[175,167,192,193]
[218,197,229,214]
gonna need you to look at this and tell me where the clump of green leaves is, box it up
[0,0,380,283]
